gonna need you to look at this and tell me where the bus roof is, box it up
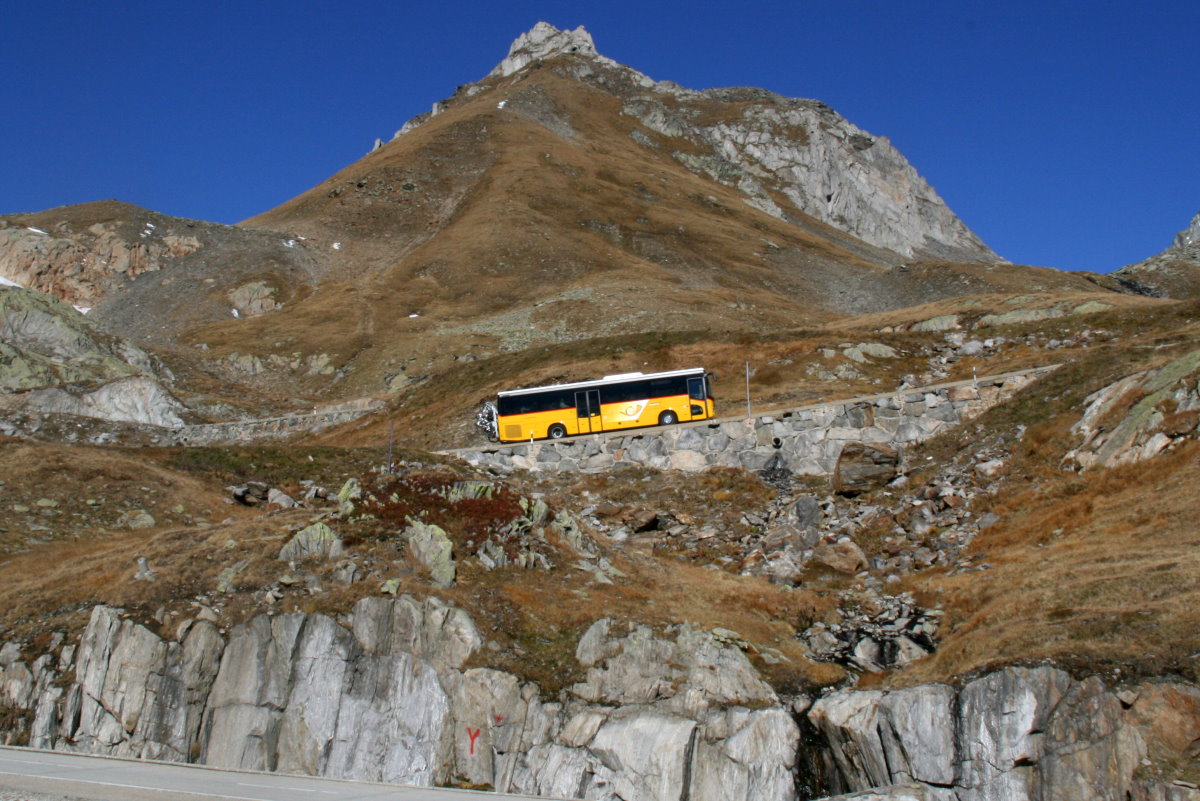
[498,367,707,398]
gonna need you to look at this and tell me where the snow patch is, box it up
[0,274,86,313]
[231,308,240,318]
[283,239,297,248]
[26,227,48,236]
[408,313,420,318]
[332,242,342,250]
[497,100,507,109]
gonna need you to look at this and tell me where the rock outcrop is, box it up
[0,286,153,390]
[1112,211,1200,299]
[0,201,322,351]
[1065,349,1200,468]
[489,22,615,79]
[0,213,200,307]
[1174,212,1200,250]
[809,666,1200,801]
[0,375,188,428]
[0,286,186,426]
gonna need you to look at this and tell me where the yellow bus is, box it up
[484,368,715,442]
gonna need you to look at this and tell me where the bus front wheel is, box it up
[658,411,679,426]
[548,424,567,439]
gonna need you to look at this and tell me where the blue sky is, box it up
[3,0,1196,272]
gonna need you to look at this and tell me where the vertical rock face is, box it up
[5,601,1198,801]
[809,666,1194,801]
[509,619,799,801]
[66,606,222,761]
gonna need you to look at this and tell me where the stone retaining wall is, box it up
[175,397,384,445]
[453,366,1057,474]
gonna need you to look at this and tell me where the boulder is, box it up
[833,444,900,496]
[813,540,868,574]
[844,343,899,363]
[125,511,156,530]
[336,477,361,515]
[227,482,269,505]
[278,522,342,562]
[405,521,456,588]
[792,494,824,531]
[266,488,297,508]
[228,281,279,316]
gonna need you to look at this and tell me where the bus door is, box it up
[686,376,707,420]
[575,390,602,433]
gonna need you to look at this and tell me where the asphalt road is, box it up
[0,747,551,801]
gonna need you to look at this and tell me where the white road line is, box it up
[0,757,81,768]
[237,782,337,794]
[0,769,268,801]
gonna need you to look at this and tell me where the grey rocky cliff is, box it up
[619,90,998,264]
[0,286,186,427]
[809,667,1200,801]
[394,23,1000,265]
[3,597,1198,801]
[489,22,619,80]
[1113,210,1200,299]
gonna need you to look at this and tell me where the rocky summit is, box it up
[1113,210,1200,298]
[1,21,1200,801]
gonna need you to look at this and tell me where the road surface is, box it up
[0,747,552,801]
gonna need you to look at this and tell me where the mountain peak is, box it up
[490,22,603,78]
[1173,211,1200,249]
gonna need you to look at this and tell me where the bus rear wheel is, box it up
[548,423,567,439]
[658,411,679,426]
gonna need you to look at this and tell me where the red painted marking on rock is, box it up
[467,727,481,755]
